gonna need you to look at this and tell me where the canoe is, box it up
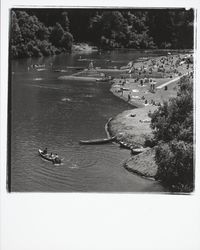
[38,149,61,164]
[79,137,115,145]
[119,141,132,149]
[131,148,146,154]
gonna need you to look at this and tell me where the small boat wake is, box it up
[61,97,72,102]
[83,94,94,98]
[33,77,43,81]
[61,97,85,104]
[69,163,79,169]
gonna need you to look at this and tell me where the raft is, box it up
[79,136,116,145]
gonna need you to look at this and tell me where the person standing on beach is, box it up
[88,60,94,70]
[127,93,131,102]
[150,81,156,92]
[120,87,124,96]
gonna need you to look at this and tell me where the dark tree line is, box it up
[10,8,194,58]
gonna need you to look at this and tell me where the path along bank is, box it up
[107,52,193,179]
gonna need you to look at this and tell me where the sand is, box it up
[108,52,193,179]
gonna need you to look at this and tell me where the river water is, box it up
[10,50,166,192]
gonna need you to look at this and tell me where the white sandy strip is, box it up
[157,73,188,89]
[156,76,181,89]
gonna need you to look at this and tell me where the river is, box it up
[10,50,167,192]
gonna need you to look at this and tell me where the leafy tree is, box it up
[49,22,65,47]
[89,10,156,49]
[60,32,73,51]
[150,76,193,142]
[60,11,70,32]
[10,11,22,45]
[149,76,194,192]
[148,9,194,49]
[155,140,193,192]
[10,11,23,57]
[10,10,73,58]
[49,22,73,51]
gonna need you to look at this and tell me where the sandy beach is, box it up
[108,52,193,179]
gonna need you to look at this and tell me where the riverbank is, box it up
[108,52,193,179]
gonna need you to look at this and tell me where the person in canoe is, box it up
[54,154,61,164]
[42,148,48,155]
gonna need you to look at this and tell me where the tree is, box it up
[10,11,22,45]
[149,76,194,192]
[147,9,194,49]
[49,22,65,47]
[89,10,156,49]
[60,11,70,32]
[10,10,73,58]
[49,22,73,51]
[60,32,73,51]
[10,11,23,57]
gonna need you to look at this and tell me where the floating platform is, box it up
[59,75,98,81]
[95,68,127,73]
[59,75,113,82]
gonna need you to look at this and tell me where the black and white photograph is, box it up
[7,7,195,193]
[1,1,200,250]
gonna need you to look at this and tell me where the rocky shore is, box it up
[108,52,193,179]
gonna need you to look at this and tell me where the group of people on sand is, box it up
[120,53,193,80]
[113,53,194,106]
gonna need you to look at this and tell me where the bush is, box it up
[155,141,194,192]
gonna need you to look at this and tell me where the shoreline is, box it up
[107,52,193,179]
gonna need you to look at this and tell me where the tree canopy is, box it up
[10,10,73,58]
[149,76,194,192]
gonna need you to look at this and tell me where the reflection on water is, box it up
[10,50,167,192]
